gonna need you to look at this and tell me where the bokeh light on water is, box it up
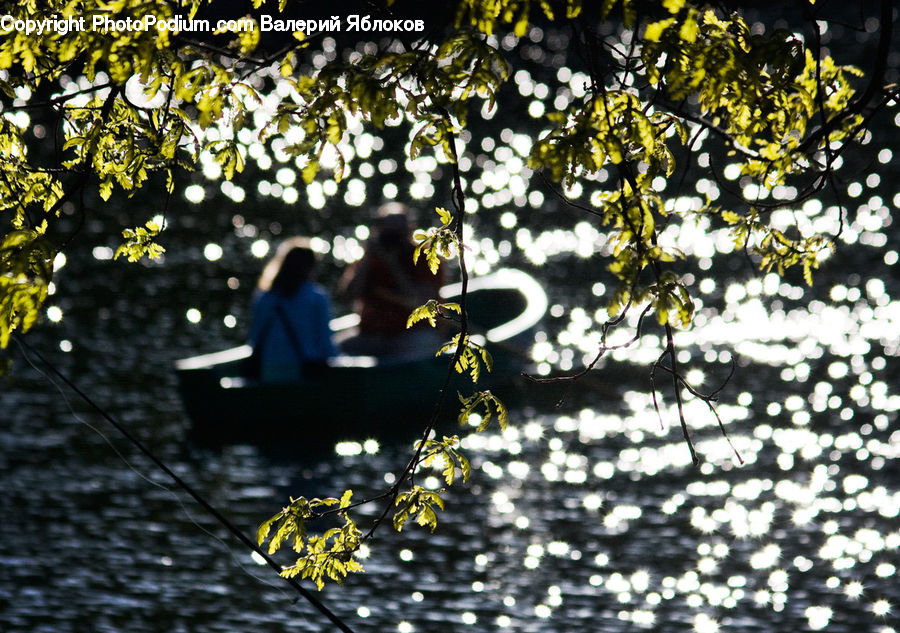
[156,61,900,631]
[5,16,900,633]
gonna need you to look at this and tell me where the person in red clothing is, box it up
[339,203,445,359]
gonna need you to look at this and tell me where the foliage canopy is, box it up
[1,0,895,594]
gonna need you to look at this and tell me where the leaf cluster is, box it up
[412,207,458,273]
[257,491,363,590]
[721,209,831,286]
[393,486,446,532]
[406,299,461,328]
[436,333,494,382]
[642,8,863,187]
[0,228,55,347]
[418,435,472,486]
[262,30,509,183]
[114,221,166,262]
[458,390,508,432]
[0,0,272,346]
[455,0,584,36]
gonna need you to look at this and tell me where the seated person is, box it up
[249,238,336,382]
[339,203,445,360]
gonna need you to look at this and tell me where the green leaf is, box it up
[663,0,686,13]
[407,300,439,328]
[114,221,165,263]
[458,390,508,431]
[435,206,453,227]
[645,18,675,42]
[0,229,55,348]
[301,158,320,184]
[257,515,279,545]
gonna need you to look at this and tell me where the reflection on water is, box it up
[4,65,900,633]
[3,199,899,633]
[4,254,898,633]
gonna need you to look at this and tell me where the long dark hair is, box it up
[258,238,317,297]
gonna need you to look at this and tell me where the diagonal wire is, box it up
[12,337,292,598]
[12,334,356,633]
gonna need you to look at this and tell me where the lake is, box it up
[1,193,898,633]
[3,10,900,629]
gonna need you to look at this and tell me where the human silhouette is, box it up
[249,238,336,382]
[339,203,445,360]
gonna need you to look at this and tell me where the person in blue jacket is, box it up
[249,238,336,382]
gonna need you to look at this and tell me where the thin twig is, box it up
[363,107,470,541]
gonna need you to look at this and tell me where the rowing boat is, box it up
[175,269,547,450]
